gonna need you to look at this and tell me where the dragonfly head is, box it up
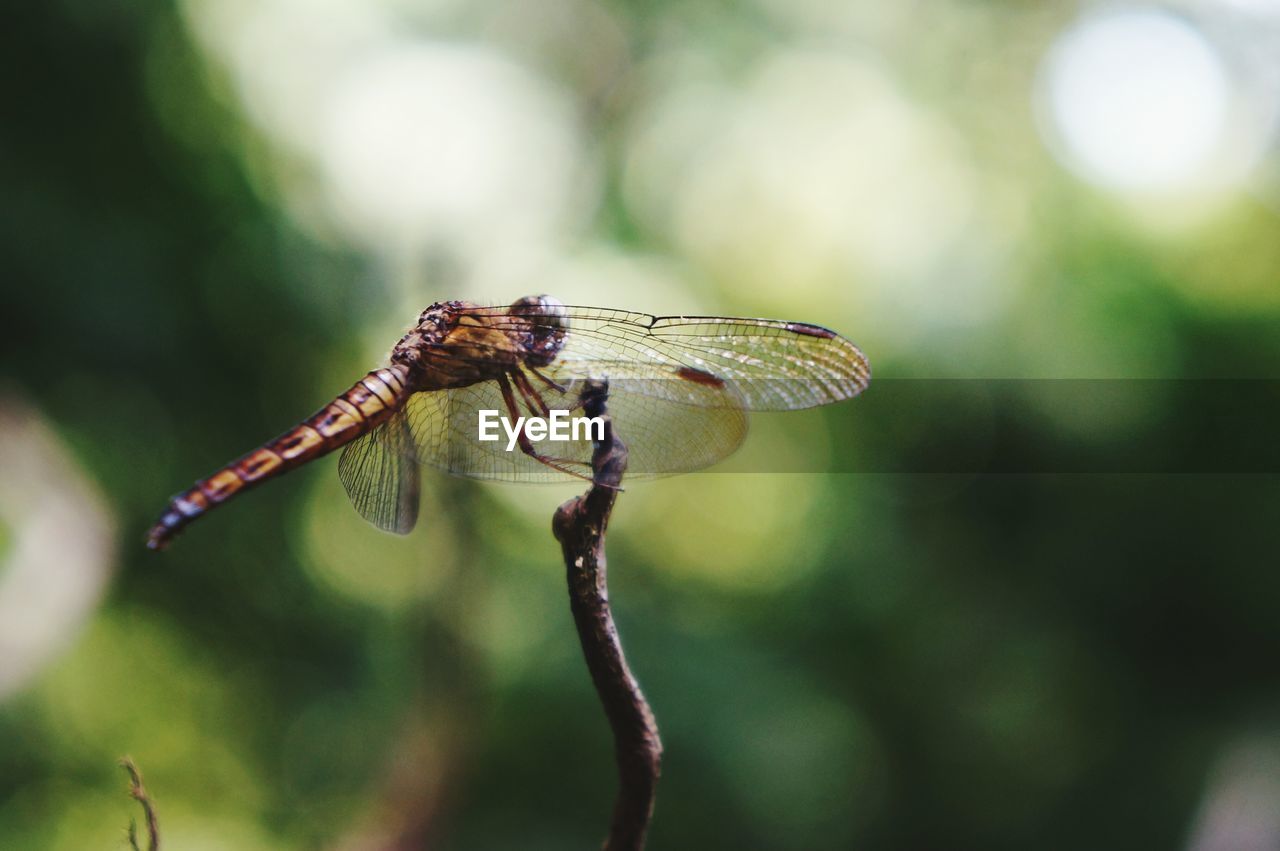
[510,295,568,367]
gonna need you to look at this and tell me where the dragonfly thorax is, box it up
[390,300,467,382]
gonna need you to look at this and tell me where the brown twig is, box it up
[552,380,662,851]
[120,758,160,851]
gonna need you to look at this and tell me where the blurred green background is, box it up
[4,1,1280,848]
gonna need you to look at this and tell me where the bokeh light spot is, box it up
[1038,9,1231,192]
[318,42,584,256]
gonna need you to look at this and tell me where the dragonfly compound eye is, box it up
[511,294,568,367]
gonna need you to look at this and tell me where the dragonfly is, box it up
[146,296,870,549]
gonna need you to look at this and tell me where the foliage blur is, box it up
[4,1,1280,848]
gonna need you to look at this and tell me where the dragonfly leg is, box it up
[511,368,553,418]
[498,372,593,481]
[512,371,593,473]
[513,371,595,476]
[527,364,569,394]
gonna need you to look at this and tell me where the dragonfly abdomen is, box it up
[146,366,412,550]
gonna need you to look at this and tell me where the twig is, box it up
[120,758,160,851]
[552,380,662,851]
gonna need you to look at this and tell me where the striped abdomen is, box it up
[146,366,412,550]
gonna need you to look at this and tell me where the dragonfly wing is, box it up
[552,311,870,411]
[603,376,748,477]
[396,381,589,483]
[454,306,871,411]
[395,369,748,482]
[337,412,421,534]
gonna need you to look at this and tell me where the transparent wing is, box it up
[337,412,421,534]
[391,368,748,482]
[447,306,871,411]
